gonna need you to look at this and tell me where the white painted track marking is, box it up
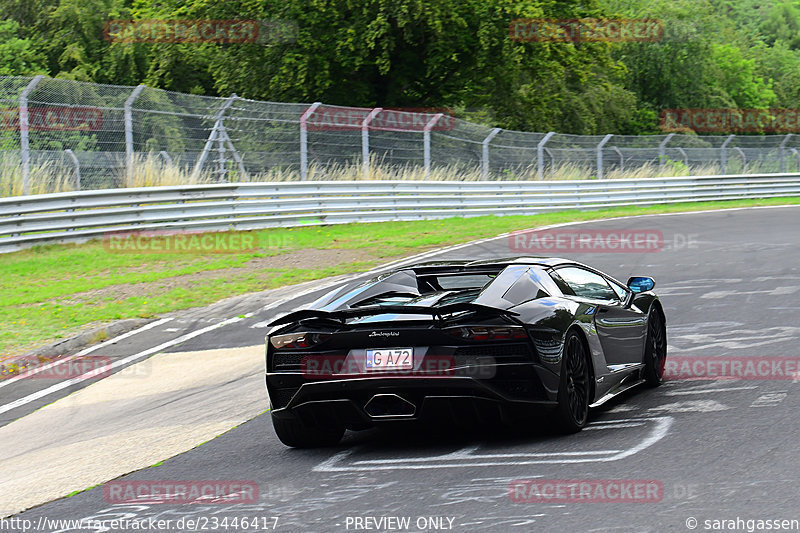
[313,416,673,471]
[0,318,174,391]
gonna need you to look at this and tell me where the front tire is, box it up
[271,413,344,448]
[643,309,667,387]
[551,331,591,434]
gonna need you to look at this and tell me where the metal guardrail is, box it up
[2,173,800,253]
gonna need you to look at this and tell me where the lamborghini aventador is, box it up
[265,257,666,448]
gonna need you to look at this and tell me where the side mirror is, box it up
[627,276,655,293]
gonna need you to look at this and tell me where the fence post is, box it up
[720,134,735,174]
[423,113,445,179]
[481,127,501,180]
[537,132,555,179]
[658,133,675,169]
[192,94,237,180]
[217,122,227,181]
[361,108,382,180]
[124,84,146,187]
[780,134,793,173]
[597,134,613,179]
[19,75,45,196]
[64,149,80,190]
[300,102,322,180]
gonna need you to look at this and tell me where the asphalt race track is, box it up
[4,205,800,533]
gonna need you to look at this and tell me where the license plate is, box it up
[365,348,413,370]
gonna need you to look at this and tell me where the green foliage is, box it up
[707,44,776,108]
[761,1,800,49]
[0,20,46,75]
[750,41,800,109]
[0,0,799,134]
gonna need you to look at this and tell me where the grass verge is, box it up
[3,196,799,357]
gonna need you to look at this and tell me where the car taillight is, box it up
[447,326,528,341]
[269,332,330,350]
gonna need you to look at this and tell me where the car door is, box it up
[553,266,647,366]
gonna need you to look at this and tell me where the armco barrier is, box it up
[2,173,800,253]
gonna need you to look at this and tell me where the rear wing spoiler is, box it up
[267,302,519,328]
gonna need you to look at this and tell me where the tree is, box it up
[0,20,47,76]
[761,1,800,49]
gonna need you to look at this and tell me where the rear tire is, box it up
[551,331,591,434]
[643,309,667,387]
[271,413,344,448]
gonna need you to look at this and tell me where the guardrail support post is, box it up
[300,102,322,180]
[720,134,735,174]
[424,113,445,179]
[481,127,501,180]
[64,149,80,190]
[19,75,45,196]
[361,108,382,180]
[597,134,613,179]
[537,132,555,180]
[124,84,146,188]
[780,134,793,173]
[658,133,675,170]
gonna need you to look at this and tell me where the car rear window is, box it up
[433,273,495,290]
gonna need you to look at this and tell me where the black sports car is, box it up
[265,257,666,448]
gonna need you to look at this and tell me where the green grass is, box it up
[3,196,799,358]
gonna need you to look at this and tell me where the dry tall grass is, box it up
[0,154,78,197]
[125,153,216,188]
[0,150,782,196]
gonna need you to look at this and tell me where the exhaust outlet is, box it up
[364,394,416,418]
